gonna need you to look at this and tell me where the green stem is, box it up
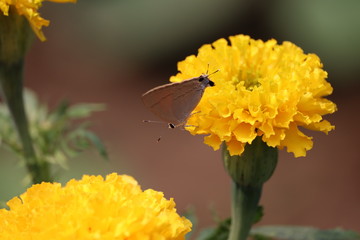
[229,183,262,240]
[0,60,51,183]
[222,138,278,240]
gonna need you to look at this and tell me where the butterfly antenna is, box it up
[208,69,219,77]
[143,120,167,125]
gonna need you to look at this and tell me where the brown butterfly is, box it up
[142,71,217,129]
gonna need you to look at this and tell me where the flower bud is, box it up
[0,9,33,65]
[222,136,278,187]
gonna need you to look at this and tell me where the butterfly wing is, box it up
[142,78,208,126]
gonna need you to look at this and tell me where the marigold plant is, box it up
[0,0,76,41]
[0,173,192,240]
[170,34,337,157]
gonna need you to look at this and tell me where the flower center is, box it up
[235,70,261,91]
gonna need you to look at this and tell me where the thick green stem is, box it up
[222,138,278,240]
[229,183,262,240]
[0,10,51,183]
[0,60,51,183]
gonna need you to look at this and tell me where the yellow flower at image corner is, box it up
[170,34,337,157]
[0,173,192,240]
[0,0,76,41]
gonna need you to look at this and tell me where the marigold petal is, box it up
[274,105,297,128]
[233,109,256,125]
[204,134,222,151]
[0,2,9,15]
[209,117,233,140]
[259,120,275,138]
[233,122,257,144]
[226,138,246,156]
[305,120,335,134]
[2,0,76,41]
[281,124,313,157]
[0,173,192,239]
[261,128,286,147]
[298,93,337,116]
[216,102,232,118]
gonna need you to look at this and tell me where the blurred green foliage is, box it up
[0,89,107,182]
[197,220,360,240]
[45,0,359,86]
[270,0,360,85]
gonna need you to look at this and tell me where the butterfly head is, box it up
[198,69,218,87]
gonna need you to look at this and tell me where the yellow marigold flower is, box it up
[0,173,192,239]
[0,0,76,41]
[170,34,337,157]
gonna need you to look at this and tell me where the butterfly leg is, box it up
[190,111,201,117]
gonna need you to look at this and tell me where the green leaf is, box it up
[196,205,262,240]
[0,88,108,174]
[250,226,360,240]
[85,131,108,160]
[253,205,264,224]
[183,207,198,240]
[73,130,108,160]
[197,218,231,240]
[66,103,105,118]
[49,100,70,120]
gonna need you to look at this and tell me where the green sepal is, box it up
[0,10,33,64]
[222,136,278,187]
[197,218,231,240]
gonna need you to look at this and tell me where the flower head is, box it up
[170,34,337,157]
[0,173,192,239]
[0,0,76,41]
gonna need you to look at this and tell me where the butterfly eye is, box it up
[198,76,204,82]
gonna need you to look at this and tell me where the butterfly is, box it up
[142,71,217,129]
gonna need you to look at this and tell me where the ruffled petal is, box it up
[171,34,336,157]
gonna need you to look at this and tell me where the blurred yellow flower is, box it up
[170,34,337,157]
[0,0,76,41]
[0,173,192,240]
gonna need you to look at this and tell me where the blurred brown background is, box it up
[1,0,359,235]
